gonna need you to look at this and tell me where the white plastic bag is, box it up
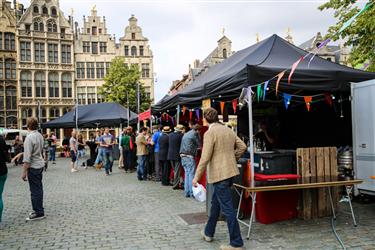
[192,183,207,202]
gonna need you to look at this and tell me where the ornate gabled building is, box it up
[0,0,17,128]
[169,33,233,94]
[299,32,351,66]
[17,0,75,137]
[117,15,154,101]
[74,7,116,105]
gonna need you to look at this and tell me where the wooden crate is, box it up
[296,147,338,220]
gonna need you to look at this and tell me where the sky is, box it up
[19,0,367,102]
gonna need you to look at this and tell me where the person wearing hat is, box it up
[168,124,185,189]
[158,126,171,186]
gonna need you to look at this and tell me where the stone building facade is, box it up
[0,0,17,128]
[169,34,233,94]
[17,0,75,138]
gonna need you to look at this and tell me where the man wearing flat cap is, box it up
[168,124,185,190]
[159,126,171,186]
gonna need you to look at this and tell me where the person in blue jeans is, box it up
[94,130,104,168]
[136,127,148,180]
[100,127,115,176]
[48,132,57,164]
[180,124,201,197]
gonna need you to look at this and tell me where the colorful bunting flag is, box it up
[195,109,200,120]
[182,106,187,116]
[339,2,372,33]
[325,93,333,107]
[304,96,312,111]
[220,102,225,114]
[288,57,304,84]
[263,81,269,101]
[276,71,285,95]
[283,93,292,109]
[232,99,238,114]
[257,84,262,102]
[189,110,193,120]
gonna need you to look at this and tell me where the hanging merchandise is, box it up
[182,106,187,116]
[304,96,312,111]
[275,71,285,95]
[189,110,193,120]
[257,84,263,102]
[283,93,292,109]
[232,99,238,114]
[195,109,200,120]
[263,81,269,101]
[171,116,175,126]
[202,99,211,110]
[220,102,225,114]
[288,57,304,84]
[325,93,333,107]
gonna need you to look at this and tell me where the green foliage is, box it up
[319,0,374,71]
[98,57,152,112]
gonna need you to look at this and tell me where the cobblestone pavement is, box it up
[1,158,374,250]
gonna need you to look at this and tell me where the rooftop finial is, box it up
[70,8,74,16]
[256,33,260,43]
[221,27,225,36]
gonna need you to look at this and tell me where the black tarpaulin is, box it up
[42,102,138,128]
[152,34,375,112]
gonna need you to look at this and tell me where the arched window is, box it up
[38,107,47,124]
[51,7,57,16]
[48,73,59,98]
[61,73,72,97]
[49,107,60,120]
[20,71,32,97]
[35,72,46,97]
[6,116,17,128]
[33,6,39,14]
[5,59,16,80]
[223,48,227,59]
[22,108,33,128]
[131,46,137,56]
[6,86,16,110]
[47,20,57,32]
[63,107,70,115]
[42,7,48,15]
[33,19,44,32]
[0,88,4,110]
[0,116,4,127]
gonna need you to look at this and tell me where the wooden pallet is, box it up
[296,147,338,220]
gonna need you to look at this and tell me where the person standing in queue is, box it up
[158,126,171,186]
[168,124,184,190]
[121,128,132,173]
[151,125,162,182]
[192,108,246,250]
[135,127,148,180]
[0,133,10,223]
[100,127,115,176]
[70,130,78,173]
[22,117,46,221]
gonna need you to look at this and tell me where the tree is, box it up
[98,57,152,113]
[319,1,374,71]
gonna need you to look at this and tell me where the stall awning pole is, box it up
[247,89,255,188]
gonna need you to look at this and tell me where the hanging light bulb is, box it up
[332,95,336,100]
[339,95,344,118]
[267,87,270,91]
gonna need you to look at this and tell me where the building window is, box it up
[35,72,46,97]
[5,59,16,80]
[49,108,60,120]
[63,107,70,115]
[62,73,72,97]
[0,116,4,127]
[141,63,150,78]
[86,62,95,79]
[124,46,129,56]
[132,33,135,39]
[131,46,137,57]
[0,60,3,79]
[61,44,71,64]
[83,41,90,53]
[33,6,39,14]
[34,42,45,63]
[38,107,47,124]
[0,88,3,110]
[48,43,58,63]
[4,33,15,50]
[20,41,31,61]
[6,115,17,129]
[34,21,44,32]
[51,7,57,16]
[20,71,32,97]
[99,28,102,34]
[0,33,2,50]
[76,62,85,79]
[96,62,105,79]
[42,7,48,15]
[99,42,107,53]
[6,86,16,110]
[87,87,96,104]
[105,62,111,76]
[47,20,57,32]
[223,48,227,59]
[22,108,33,128]
[77,87,86,104]
[140,46,144,56]
[48,73,59,98]
[92,42,98,54]
[92,27,97,35]
[25,24,31,32]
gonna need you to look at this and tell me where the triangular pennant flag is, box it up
[288,57,304,84]
[195,109,200,120]
[304,96,312,111]
[263,81,269,101]
[232,99,238,114]
[325,93,333,107]
[283,93,292,109]
[339,2,372,33]
[257,84,262,102]
[276,71,285,95]
[189,110,193,120]
[220,102,225,114]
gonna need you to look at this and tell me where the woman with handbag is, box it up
[0,134,10,223]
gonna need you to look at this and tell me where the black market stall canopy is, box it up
[42,102,138,129]
[152,34,375,112]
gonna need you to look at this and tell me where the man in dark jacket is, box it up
[168,124,184,189]
[158,126,171,186]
